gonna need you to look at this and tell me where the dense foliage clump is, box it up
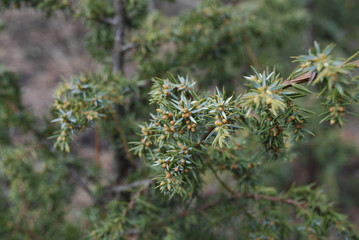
[1,0,359,239]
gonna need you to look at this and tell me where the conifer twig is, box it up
[112,179,152,192]
[121,43,138,53]
[244,36,260,69]
[111,111,135,166]
[171,192,308,224]
[95,123,100,168]
[282,60,359,87]
[205,161,308,212]
[68,166,103,205]
[113,0,125,74]
[196,126,214,147]
[206,162,237,195]
[120,185,147,219]
[233,193,308,211]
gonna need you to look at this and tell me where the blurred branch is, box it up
[120,185,148,218]
[121,228,142,237]
[195,127,214,147]
[95,123,100,168]
[113,0,125,74]
[156,190,308,230]
[110,111,135,167]
[233,192,308,211]
[101,17,116,25]
[244,36,260,69]
[112,179,153,192]
[121,42,139,53]
[68,166,103,205]
[12,181,27,237]
[207,162,237,195]
[205,161,308,213]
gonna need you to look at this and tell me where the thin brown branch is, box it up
[244,36,260,69]
[207,162,237,195]
[121,229,142,236]
[11,183,40,239]
[68,166,103,205]
[120,185,147,219]
[350,59,359,66]
[196,126,214,147]
[112,179,152,192]
[113,0,125,74]
[121,42,138,53]
[117,187,148,237]
[205,161,308,211]
[282,72,314,87]
[12,181,27,237]
[111,111,135,166]
[160,190,308,230]
[101,17,116,25]
[282,60,359,87]
[95,123,100,168]
[82,15,116,25]
[23,229,39,240]
[218,148,237,159]
[6,100,20,113]
[234,193,308,211]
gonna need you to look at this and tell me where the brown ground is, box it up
[0,9,93,115]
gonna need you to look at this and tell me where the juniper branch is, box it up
[282,60,359,87]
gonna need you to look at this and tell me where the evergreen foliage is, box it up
[1,0,359,239]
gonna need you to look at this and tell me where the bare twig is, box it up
[282,60,359,87]
[159,190,308,229]
[196,126,214,147]
[207,159,308,212]
[6,100,20,113]
[120,185,147,219]
[350,59,359,66]
[113,0,125,74]
[121,228,142,236]
[101,17,116,25]
[218,148,237,159]
[121,42,139,53]
[83,16,116,25]
[95,123,100,168]
[112,179,152,192]
[111,111,135,166]
[12,181,27,237]
[68,166,102,205]
[244,36,260,69]
[206,162,237,195]
[147,0,155,12]
[233,193,308,211]
[282,72,315,87]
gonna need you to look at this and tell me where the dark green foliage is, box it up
[310,0,359,52]
[0,66,82,239]
[132,0,309,88]
[0,147,81,240]
[0,0,71,15]
[0,66,32,144]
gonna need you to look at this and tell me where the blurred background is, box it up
[1,0,359,238]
